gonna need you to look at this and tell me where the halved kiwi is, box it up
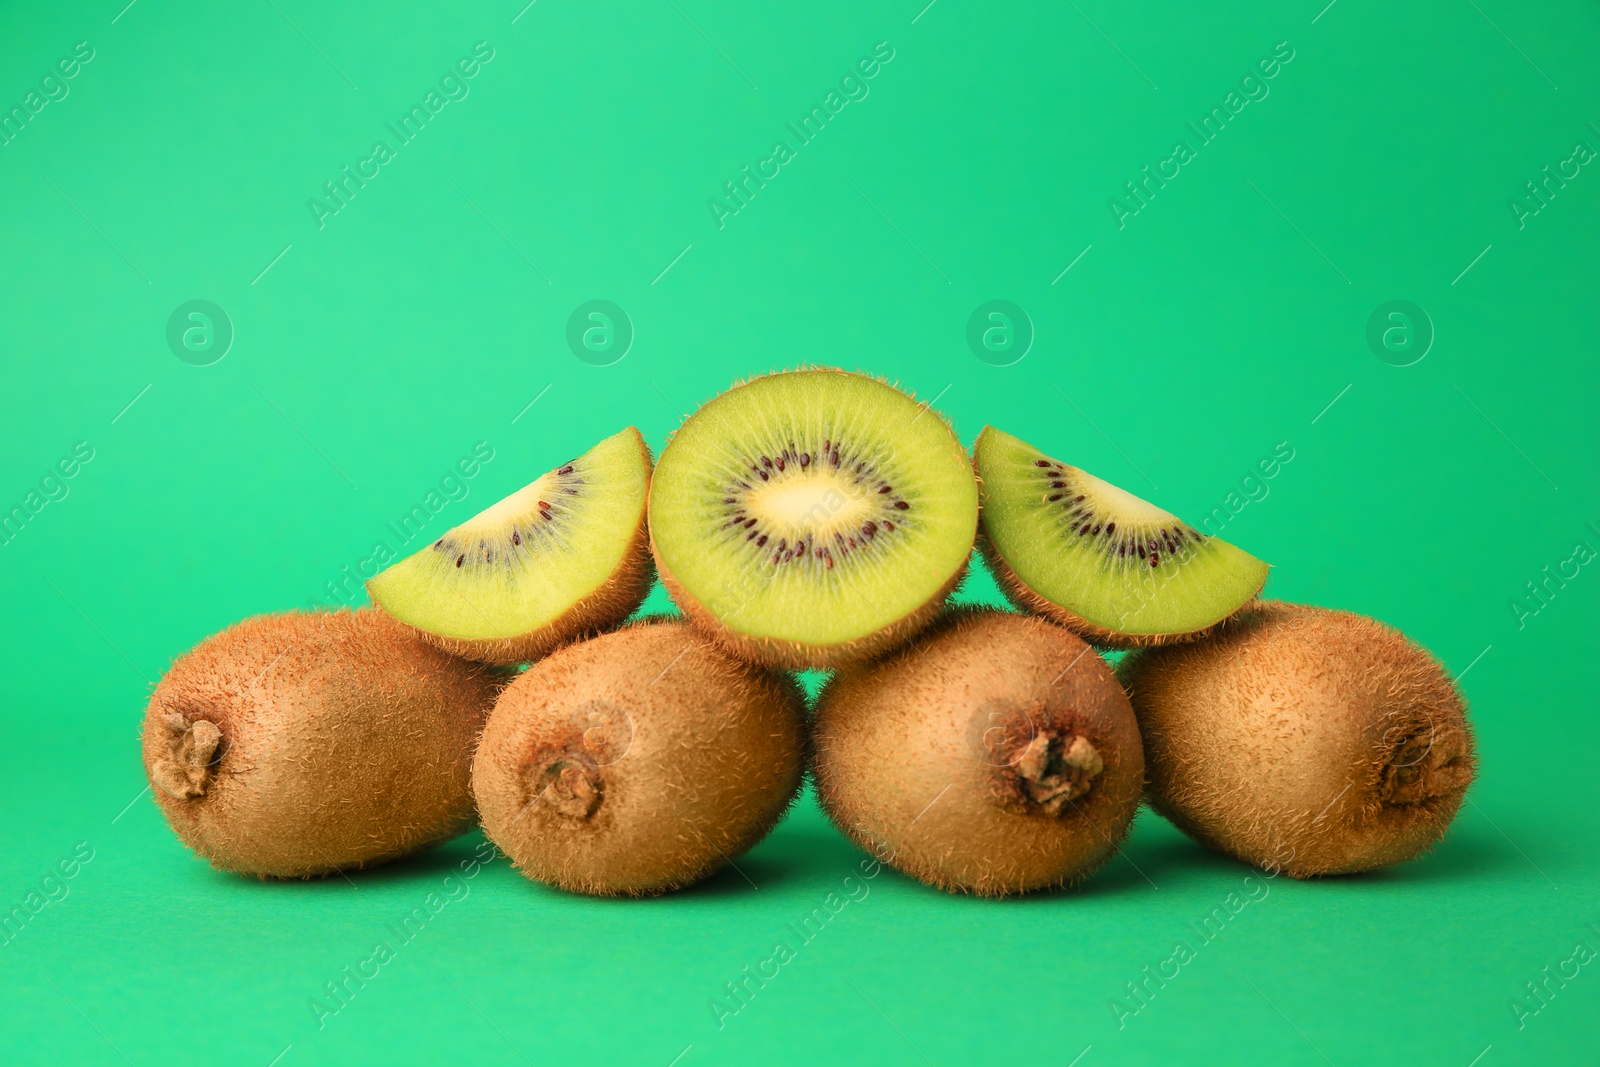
[367,427,653,664]
[1120,602,1476,877]
[142,609,501,878]
[974,425,1268,647]
[648,368,979,668]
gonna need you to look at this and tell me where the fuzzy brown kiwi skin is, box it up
[977,526,1264,650]
[813,608,1145,897]
[472,618,807,896]
[373,429,656,665]
[1119,601,1477,879]
[650,365,976,670]
[141,609,503,879]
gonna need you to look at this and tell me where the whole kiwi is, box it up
[813,609,1145,896]
[1119,601,1476,877]
[141,609,501,878]
[473,619,806,896]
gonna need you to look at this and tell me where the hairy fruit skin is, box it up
[1119,601,1477,878]
[472,620,806,896]
[141,610,502,879]
[813,609,1144,896]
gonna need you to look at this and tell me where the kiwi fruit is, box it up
[973,425,1269,648]
[141,609,501,878]
[367,426,653,664]
[1119,601,1476,877]
[472,619,806,896]
[648,368,979,669]
[812,608,1144,896]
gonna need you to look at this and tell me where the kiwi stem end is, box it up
[152,713,222,799]
[530,756,604,820]
[999,729,1104,816]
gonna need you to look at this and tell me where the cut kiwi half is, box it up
[648,368,979,669]
[367,427,653,664]
[974,426,1268,647]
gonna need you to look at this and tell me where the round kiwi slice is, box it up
[648,368,979,668]
[813,609,1144,896]
[1119,601,1477,877]
[141,609,501,878]
[974,425,1269,647]
[472,619,806,896]
[367,426,653,664]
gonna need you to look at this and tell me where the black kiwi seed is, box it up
[1030,470,1224,571]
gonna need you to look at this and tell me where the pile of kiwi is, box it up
[142,368,1476,896]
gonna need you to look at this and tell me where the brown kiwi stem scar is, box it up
[151,712,223,800]
[1379,725,1470,806]
[526,753,604,820]
[995,726,1104,816]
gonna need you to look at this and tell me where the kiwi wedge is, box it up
[813,609,1144,896]
[473,619,806,896]
[142,609,501,878]
[648,368,979,668]
[1120,601,1476,877]
[974,425,1268,647]
[367,426,653,664]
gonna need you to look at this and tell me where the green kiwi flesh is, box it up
[974,425,1269,648]
[813,608,1144,896]
[648,368,979,669]
[141,609,501,878]
[472,620,806,896]
[1119,601,1476,877]
[367,426,653,664]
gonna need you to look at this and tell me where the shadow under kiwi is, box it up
[1334,826,1549,887]
[1112,807,1530,887]
[663,814,868,900]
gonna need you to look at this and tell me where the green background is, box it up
[2,0,1596,1063]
